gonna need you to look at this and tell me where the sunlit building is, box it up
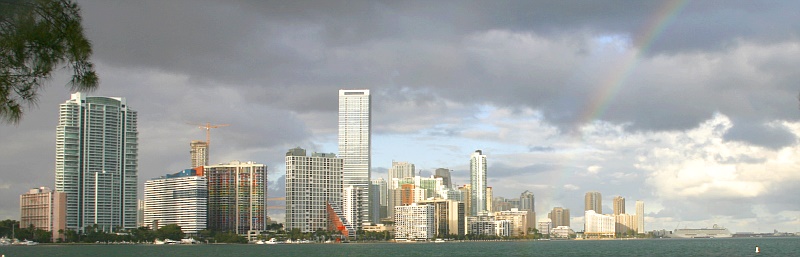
[470,150,487,215]
[285,147,343,233]
[548,207,570,227]
[585,191,602,214]
[394,203,435,241]
[190,140,208,168]
[55,92,138,232]
[338,89,372,228]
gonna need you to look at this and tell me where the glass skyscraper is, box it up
[338,89,371,228]
[55,92,138,232]
[470,150,487,216]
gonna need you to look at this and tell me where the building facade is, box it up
[636,200,644,234]
[205,161,267,234]
[585,191,602,214]
[520,190,535,212]
[418,199,465,237]
[190,140,209,168]
[613,196,625,215]
[584,210,615,238]
[338,89,371,228]
[369,178,386,223]
[55,92,138,232]
[19,187,66,242]
[144,168,207,235]
[469,150,487,216]
[285,147,343,233]
[548,207,570,227]
[495,208,535,236]
[434,168,452,189]
[394,203,435,241]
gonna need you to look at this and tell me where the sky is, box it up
[2,0,800,233]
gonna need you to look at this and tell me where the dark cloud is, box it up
[723,122,796,149]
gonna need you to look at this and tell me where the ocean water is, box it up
[1,237,798,257]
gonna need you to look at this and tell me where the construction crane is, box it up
[193,122,230,146]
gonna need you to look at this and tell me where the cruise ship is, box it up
[669,224,732,238]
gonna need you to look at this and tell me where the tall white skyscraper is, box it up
[636,200,644,234]
[470,150,487,216]
[55,92,138,232]
[338,89,371,227]
[285,147,343,233]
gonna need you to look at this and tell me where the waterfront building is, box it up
[342,185,363,230]
[338,89,372,228]
[495,208,535,236]
[458,185,471,220]
[144,168,207,235]
[388,176,444,218]
[434,168,452,189]
[394,203,435,241]
[551,226,575,239]
[19,187,66,242]
[469,150,487,215]
[190,140,209,168]
[584,210,615,238]
[285,147,343,233]
[613,196,625,215]
[585,191,602,214]
[548,207,570,227]
[538,219,552,236]
[418,199,465,236]
[467,214,495,236]
[55,92,138,232]
[636,200,645,234]
[520,190,535,212]
[205,161,267,234]
[615,213,637,234]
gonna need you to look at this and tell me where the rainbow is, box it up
[577,0,688,126]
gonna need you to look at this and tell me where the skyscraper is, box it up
[470,150,487,215]
[636,200,644,234]
[144,168,207,235]
[55,92,138,232]
[388,161,415,189]
[338,89,371,227]
[285,147,343,233]
[205,160,267,234]
[585,191,602,214]
[370,178,387,222]
[613,196,625,215]
[520,190,535,212]
[190,140,209,168]
[548,207,570,227]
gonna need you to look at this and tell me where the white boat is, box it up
[23,240,38,246]
[265,238,279,245]
[254,240,266,245]
[434,239,445,243]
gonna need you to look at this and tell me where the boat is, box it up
[23,240,38,246]
[254,240,266,245]
[669,224,732,238]
[265,238,279,245]
[434,238,445,243]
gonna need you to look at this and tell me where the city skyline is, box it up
[3,1,800,233]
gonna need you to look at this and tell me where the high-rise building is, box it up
[434,168,452,189]
[388,162,415,190]
[190,140,209,168]
[285,147,343,233]
[370,178,387,223]
[205,160,267,234]
[548,207,570,227]
[144,168,207,235]
[613,196,625,215]
[137,199,145,228]
[55,92,138,232]
[338,89,371,228]
[585,191,602,214]
[495,208,536,236]
[457,185,471,219]
[636,200,644,234]
[19,187,66,242]
[470,150,487,215]
[486,186,493,213]
[520,190,535,212]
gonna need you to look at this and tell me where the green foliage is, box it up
[213,231,247,243]
[0,219,19,238]
[156,224,184,241]
[0,0,97,124]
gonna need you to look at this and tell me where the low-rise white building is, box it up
[551,226,574,238]
[585,210,615,238]
[144,169,207,235]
